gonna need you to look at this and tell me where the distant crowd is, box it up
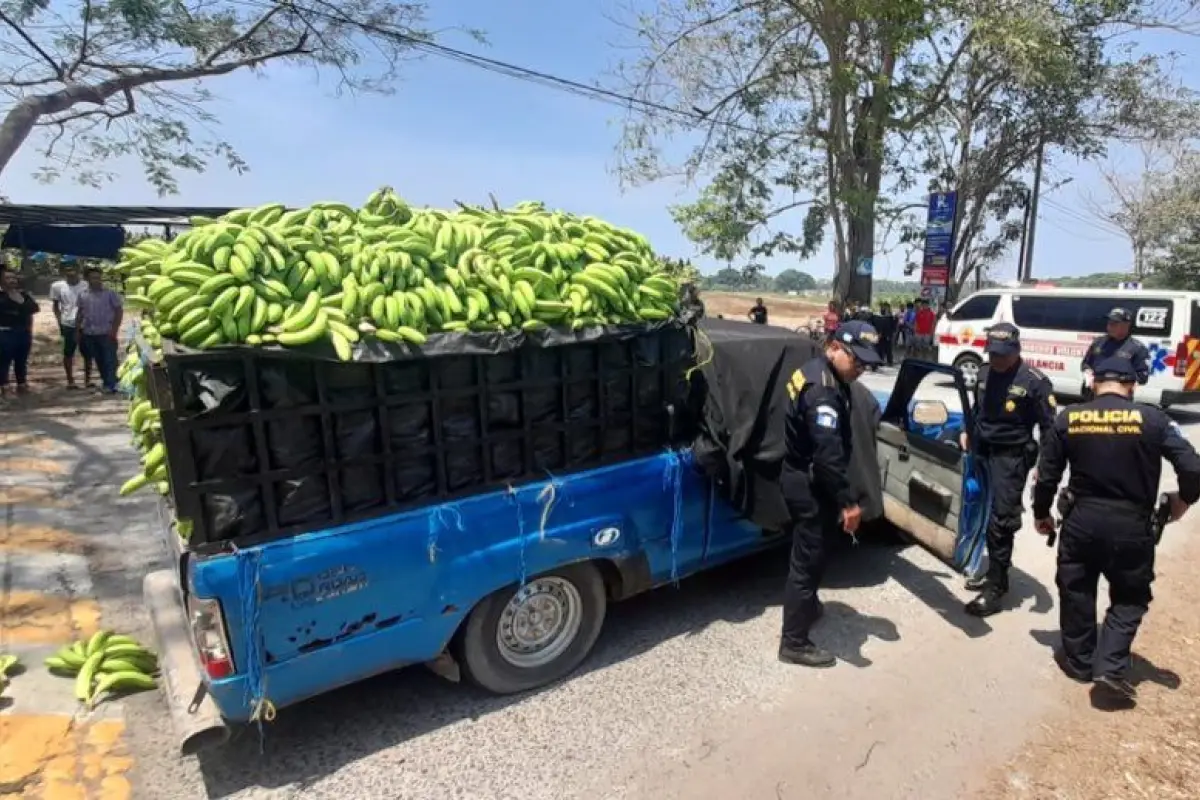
[745,295,940,368]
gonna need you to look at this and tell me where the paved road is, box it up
[7,363,1196,799]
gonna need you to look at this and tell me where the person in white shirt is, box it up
[49,263,92,389]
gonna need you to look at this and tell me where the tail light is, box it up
[188,597,235,679]
[1175,337,1193,377]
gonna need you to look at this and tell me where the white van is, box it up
[935,287,1200,407]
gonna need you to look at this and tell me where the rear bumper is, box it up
[143,570,230,755]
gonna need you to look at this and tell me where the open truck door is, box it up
[877,360,988,575]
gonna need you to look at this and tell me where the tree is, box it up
[0,0,465,194]
[773,268,816,292]
[1082,142,1200,278]
[614,0,1200,304]
[710,266,744,288]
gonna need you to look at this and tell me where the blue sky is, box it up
[3,0,1197,282]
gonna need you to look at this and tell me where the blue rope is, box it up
[234,548,273,749]
[661,450,685,585]
[426,505,464,564]
[507,487,531,586]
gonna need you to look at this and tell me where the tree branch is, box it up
[66,0,95,79]
[202,4,286,67]
[27,35,311,122]
[0,7,65,81]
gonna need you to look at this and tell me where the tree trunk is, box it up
[0,101,42,178]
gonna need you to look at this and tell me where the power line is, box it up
[228,0,718,127]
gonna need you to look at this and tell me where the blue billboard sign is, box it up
[921,191,957,287]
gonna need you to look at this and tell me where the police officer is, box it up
[1080,307,1149,400]
[960,322,1057,617]
[1032,356,1200,701]
[779,320,882,667]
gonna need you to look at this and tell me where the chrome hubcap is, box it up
[496,577,583,669]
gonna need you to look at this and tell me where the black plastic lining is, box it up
[153,324,695,546]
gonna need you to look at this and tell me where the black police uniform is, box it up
[1080,309,1150,400]
[780,320,881,667]
[1034,356,1200,695]
[965,322,1057,615]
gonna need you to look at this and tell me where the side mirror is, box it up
[911,400,949,427]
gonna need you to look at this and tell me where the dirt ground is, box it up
[701,291,827,330]
[976,534,1200,800]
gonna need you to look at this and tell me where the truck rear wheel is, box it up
[455,562,607,695]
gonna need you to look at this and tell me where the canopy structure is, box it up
[0,204,239,226]
[0,204,242,260]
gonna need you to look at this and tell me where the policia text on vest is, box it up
[1033,355,1200,701]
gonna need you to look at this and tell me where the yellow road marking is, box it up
[0,524,84,556]
[0,717,133,800]
[0,591,100,645]
[0,457,67,476]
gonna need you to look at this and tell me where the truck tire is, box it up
[455,562,607,695]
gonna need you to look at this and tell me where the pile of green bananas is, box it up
[45,631,159,709]
[112,344,194,538]
[0,653,19,695]
[115,188,681,360]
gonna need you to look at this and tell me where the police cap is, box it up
[833,320,882,365]
[1092,355,1138,383]
[1106,307,1132,323]
[984,322,1021,356]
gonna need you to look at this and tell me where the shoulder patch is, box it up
[1048,394,1057,408]
[814,404,839,430]
[786,369,807,402]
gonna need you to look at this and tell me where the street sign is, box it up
[921,192,957,291]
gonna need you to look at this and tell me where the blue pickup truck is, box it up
[141,322,984,755]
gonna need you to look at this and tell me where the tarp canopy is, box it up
[690,319,883,532]
[2,224,126,259]
[0,204,240,226]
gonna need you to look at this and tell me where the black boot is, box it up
[779,640,836,668]
[1054,651,1092,684]
[964,585,1007,617]
[964,574,991,592]
[1093,674,1136,701]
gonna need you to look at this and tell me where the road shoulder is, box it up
[975,529,1200,800]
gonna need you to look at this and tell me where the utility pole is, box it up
[1022,136,1046,281]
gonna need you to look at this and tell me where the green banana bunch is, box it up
[113,187,682,361]
[0,653,19,695]
[44,631,159,708]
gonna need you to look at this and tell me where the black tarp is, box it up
[156,323,694,545]
[690,319,883,532]
[1,224,126,259]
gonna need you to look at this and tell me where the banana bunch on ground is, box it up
[0,654,19,695]
[45,632,158,709]
[113,188,682,361]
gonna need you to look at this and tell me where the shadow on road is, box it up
[193,533,1045,796]
[1029,627,1183,694]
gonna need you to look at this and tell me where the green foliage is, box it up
[0,0,476,194]
[773,268,816,293]
[615,0,1200,303]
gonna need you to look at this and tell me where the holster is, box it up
[1056,488,1076,525]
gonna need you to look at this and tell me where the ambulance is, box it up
[935,286,1200,407]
